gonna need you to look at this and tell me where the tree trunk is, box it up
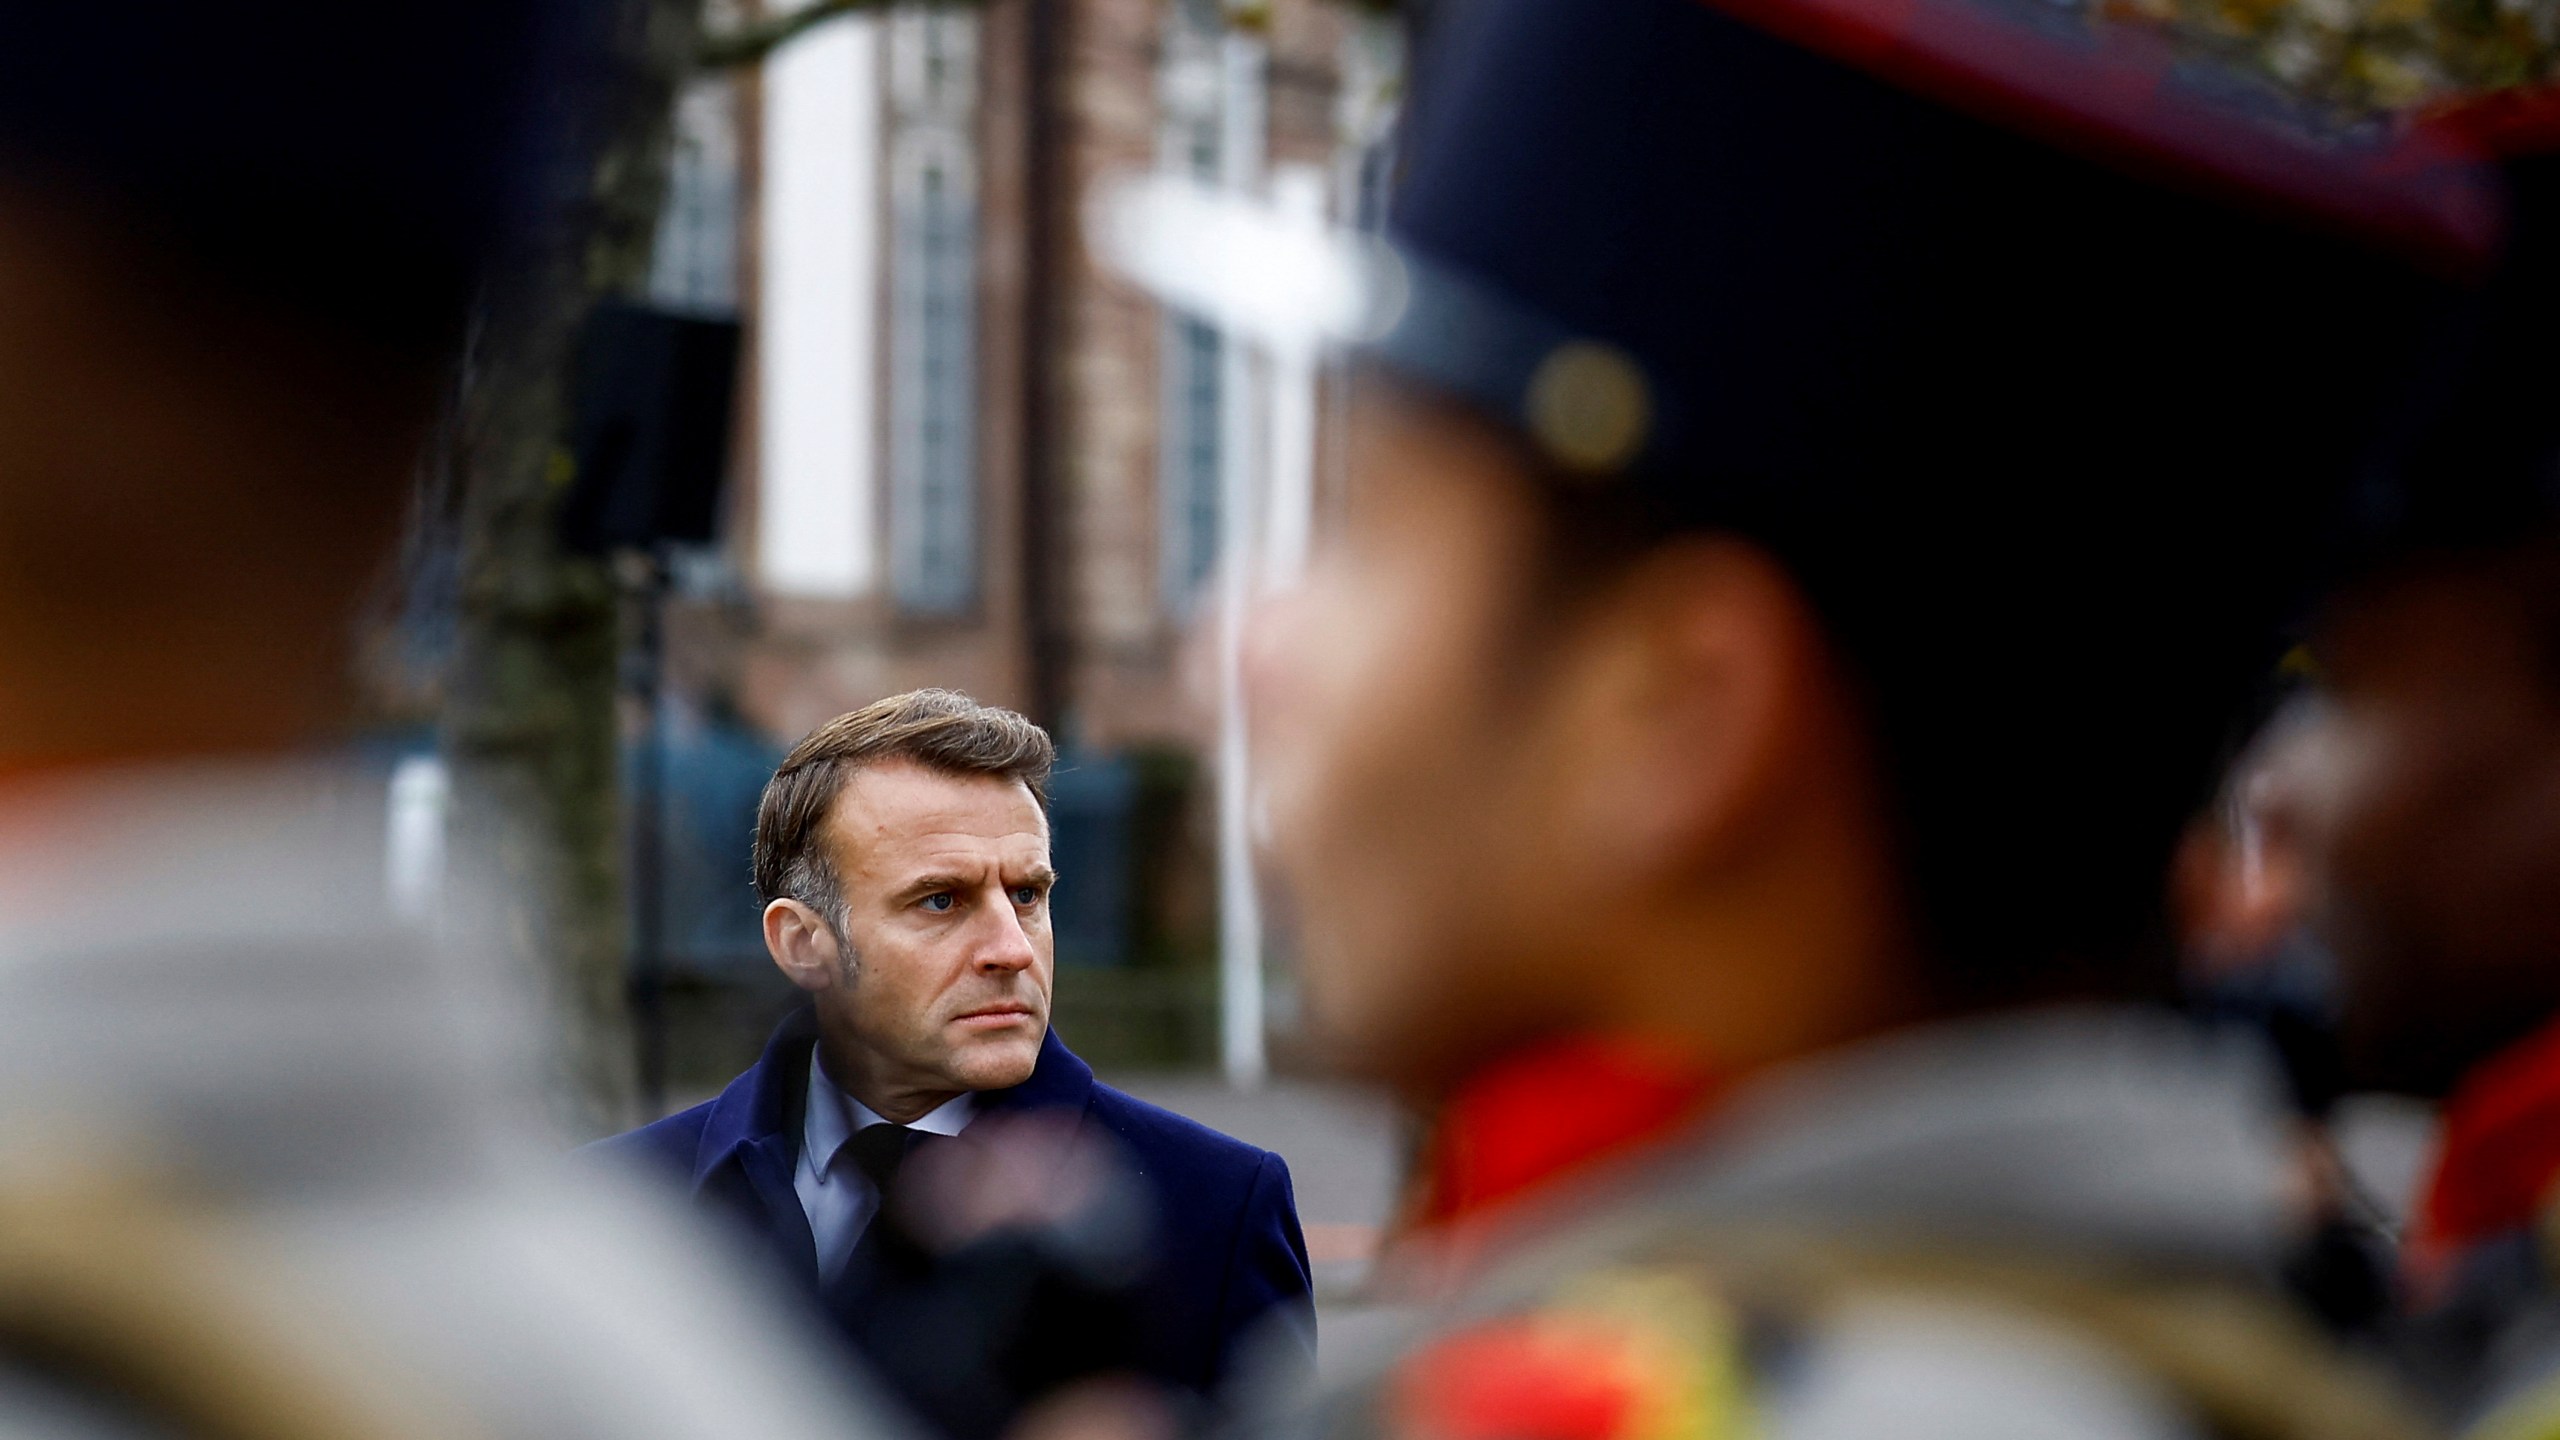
[443,0,708,1139]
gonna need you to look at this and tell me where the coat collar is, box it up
[982,1024,1097,1117]
[1413,1034,1721,1231]
[690,1006,820,1188]
[690,1006,1097,1189]
[2408,1013,2560,1292]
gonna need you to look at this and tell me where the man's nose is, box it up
[975,902,1038,972]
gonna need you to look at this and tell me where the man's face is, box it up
[2304,550,2560,1095]
[815,760,1057,1101]
[1245,394,1608,1096]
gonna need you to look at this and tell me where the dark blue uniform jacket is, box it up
[587,1010,1316,1400]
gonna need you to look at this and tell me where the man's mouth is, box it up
[952,1003,1037,1028]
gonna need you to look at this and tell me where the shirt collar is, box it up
[800,1043,976,1184]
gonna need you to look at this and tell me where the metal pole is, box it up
[1215,26,1268,1090]
[1263,167,1323,589]
[627,551,672,1119]
[1214,551,1263,1090]
[1020,0,1070,730]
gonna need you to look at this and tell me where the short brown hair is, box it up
[752,689,1056,927]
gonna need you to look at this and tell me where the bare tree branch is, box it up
[697,0,912,68]
[444,0,707,1138]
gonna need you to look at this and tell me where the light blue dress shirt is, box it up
[795,1043,975,1280]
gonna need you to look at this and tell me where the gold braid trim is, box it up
[0,1171,484,1440]
[1459,1222,2440,1440]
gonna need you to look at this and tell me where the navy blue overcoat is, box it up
[587,1010,1316,1402]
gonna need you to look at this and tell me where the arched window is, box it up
[887,7,980,618]
[649,75,743,315]
[1157,3,1236,619]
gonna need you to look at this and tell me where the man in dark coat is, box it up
[589,689,1314,1435]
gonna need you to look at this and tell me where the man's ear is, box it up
[1558,537,1835,878]
[765,898,846,993]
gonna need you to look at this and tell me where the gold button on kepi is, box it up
[1525,341,1651,476]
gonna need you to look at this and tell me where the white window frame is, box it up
[886,6,982,618]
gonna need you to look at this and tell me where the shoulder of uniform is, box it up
[1378,1265,1756,1440]
[1759,1289,2211,1440]
[1361,1262,2214,1440]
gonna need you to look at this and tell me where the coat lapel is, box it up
[702,1012,1100,1289]
[692,1007,823,1280]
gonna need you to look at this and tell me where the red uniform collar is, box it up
[2411,1016,2560,1285]
[1412,1034,1722,1234]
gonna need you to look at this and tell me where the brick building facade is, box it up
[642,0,1402,1068]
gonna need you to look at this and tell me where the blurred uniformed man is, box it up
[0,5,901,1437]
[1096,0,2523,1434]
[2250,101,2560,1439]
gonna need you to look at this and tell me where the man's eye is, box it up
[921,893,955,913]
[1012,886,1042,906]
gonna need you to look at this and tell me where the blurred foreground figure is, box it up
[0,6,895,1437]
[2272,109,2560,1436]
[592,691,1313,1439]
[2173,687,2403,1337]
[1100,0,2516,1434]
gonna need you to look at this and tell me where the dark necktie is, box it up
[830,1124,937,1294]
[847,1121,920,1196]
